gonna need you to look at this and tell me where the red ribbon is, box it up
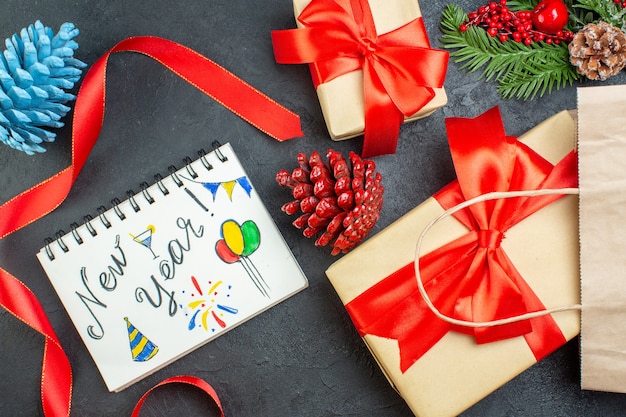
[131,376,224,417]
[345,107,577,373]
[0,36,303,416]
[271,0,448,158]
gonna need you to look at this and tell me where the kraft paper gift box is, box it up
[272,0,449,157]
[325,108,581,417]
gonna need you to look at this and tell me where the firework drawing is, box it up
[184,275,239,332]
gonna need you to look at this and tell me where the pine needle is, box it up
[439,3,582,100]
[574,0,626,30]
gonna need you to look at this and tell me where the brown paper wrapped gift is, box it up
[326,108,580,417]
[272,0,448,157]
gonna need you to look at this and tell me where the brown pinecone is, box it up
[569,21,626,81]
[276,150,384,255]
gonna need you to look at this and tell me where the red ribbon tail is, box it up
[346,235,481,371]
[0,36,304,416]
[0,267,72,417]
[109,36,304,141]
[346,263,453,372]
[515,267,567,360]
[42,339,73,417]
[0,167,74,240]
[360,64,403,158]
[131,376,224,417]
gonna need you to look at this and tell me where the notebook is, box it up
[37,142,308,392]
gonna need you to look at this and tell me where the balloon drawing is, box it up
[215,219,269,297]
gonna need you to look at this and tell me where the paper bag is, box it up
[579,84,626,393]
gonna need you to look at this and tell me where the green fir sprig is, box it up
[440,3,582,100]
[573,0,626,30]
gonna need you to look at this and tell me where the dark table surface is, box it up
[1,0,626,416]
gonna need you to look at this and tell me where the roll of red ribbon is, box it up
[0,35,303,417]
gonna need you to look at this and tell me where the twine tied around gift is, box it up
[414,187,583,328]
[343,107,579,372]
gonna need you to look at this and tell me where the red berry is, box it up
[532,0,569,35]
[460,23,468,32]
[499,34,508,42]
[487,27,498,36]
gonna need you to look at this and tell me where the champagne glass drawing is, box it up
[215,219,269,297]
[130,225,159,259]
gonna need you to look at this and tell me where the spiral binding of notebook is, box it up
[42,140,228,261]
[36,140,308,392]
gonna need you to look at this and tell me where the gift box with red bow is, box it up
[325,108,581,417]
[271,0,449,158]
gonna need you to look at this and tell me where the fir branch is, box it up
[563,0,596,30]
[574,0,626,30]
[440,3,582,100]
[507,0,538,11]
[497,47,579,99]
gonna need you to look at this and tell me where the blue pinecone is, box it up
[0,20,86,155]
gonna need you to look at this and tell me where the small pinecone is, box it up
[569,21,626,81]
[0,20,86,154]
[276,150,384,255]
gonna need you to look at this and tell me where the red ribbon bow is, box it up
[345,107,577,372]
[271,0,449,157]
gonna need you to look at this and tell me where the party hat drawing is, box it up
[124,317,159,362]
